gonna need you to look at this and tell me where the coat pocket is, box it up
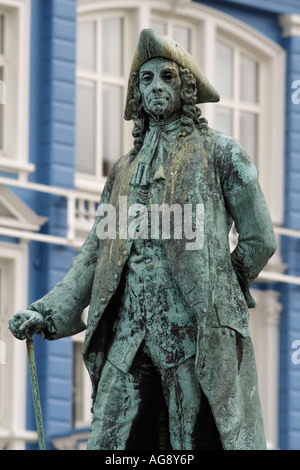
[213,304,250,338]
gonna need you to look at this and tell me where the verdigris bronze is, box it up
[9,29,276,450]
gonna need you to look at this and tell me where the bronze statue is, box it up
[9,29,276,450]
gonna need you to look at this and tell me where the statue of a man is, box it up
[9,29,276,450]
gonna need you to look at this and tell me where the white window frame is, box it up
[150,13,197,53]
[75,9,132,193]
[0,0,32,179]
[214,36,262,164]
[0,241,37,450]
[207,23,285,227]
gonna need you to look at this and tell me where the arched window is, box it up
[76,0,285,228]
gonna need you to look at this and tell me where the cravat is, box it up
[130,114,182,203]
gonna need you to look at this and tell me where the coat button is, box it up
[123,250,128,256]
[108,286,114,292]
[114,274,118,280]
[101,297,106,303]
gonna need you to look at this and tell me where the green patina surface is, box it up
[8,29,276,450]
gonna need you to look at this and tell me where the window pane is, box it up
[239,111,258,163]
[215,107,233,136]
[172,26,191,52]
[240,54,259,103]
[215,41,233,99]
[102,84,122,176]
[102,18,123,75]
[75,80,96,175]
[77,22,96,70]
[151,21,167,35]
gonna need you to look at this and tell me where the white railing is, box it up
[0,177,300,286]
[0,177,101,249]
[0,427,38,450]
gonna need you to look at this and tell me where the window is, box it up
[75,10,199,191]
[0,1,32,177]
[214,38,261,167]
[75,14,127,189]
[151,18,192,52]
[209,24,285,225]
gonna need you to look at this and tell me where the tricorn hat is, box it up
[124,28,220,121]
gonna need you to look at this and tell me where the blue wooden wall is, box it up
[27,0,77,450]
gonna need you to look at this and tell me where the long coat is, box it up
[30,122,276,450]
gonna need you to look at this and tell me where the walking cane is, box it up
[26,339,46,450]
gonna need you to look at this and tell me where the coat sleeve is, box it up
[28,162,118,339]
[218,137,276,308]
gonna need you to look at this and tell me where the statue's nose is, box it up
[151,76,164,93]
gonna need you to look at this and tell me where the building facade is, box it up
[0,0,300,450]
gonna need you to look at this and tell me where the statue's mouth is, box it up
[150,98,169,111]
[151,97,169,105]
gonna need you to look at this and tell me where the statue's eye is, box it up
[161,70,177,83]
[140,72,153,84]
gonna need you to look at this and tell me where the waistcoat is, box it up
[107,116,197,372]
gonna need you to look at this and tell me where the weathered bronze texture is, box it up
[9,29,276,450]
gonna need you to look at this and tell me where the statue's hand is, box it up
[8,310,46,340]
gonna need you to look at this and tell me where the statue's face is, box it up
[139,58,182,119]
